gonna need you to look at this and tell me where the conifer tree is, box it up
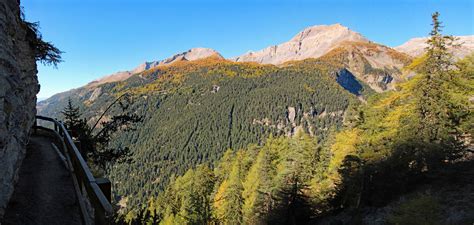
[182,165,215,225]
[415,12,456,143]
[220,153,244,225]
[61,96,142,172]
[61,98,88,136]
[242,147,274,224]
[268,132,315,225]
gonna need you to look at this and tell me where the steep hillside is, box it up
[130,52,473,225]
[38,56,360,210]
[395,35,474,58]
[38,24,416,117]
[316,41,412,92]
[37,48,222,114]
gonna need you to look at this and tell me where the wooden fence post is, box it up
[96,178,112,203]
[73,140,84,156]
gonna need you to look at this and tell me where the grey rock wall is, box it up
[0,0,39,217]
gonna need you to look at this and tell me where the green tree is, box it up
[414,12,457,143]
[61,96,142,174]
[61,98,89,137]
[452,54,474,136]
[219,152,245,225]
[242,147,274,224]
[178,165,215,225]
[270,132,316,225]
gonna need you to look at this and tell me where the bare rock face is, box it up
[395,35,474,58]
[0,0,39,217]
[232,24,368,64]
[177,47,223,61]
[89,47,222,87]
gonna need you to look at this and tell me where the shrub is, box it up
[387,194,442,225]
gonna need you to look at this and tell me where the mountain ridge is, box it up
[232,24,369,64]
[39,24,473,102]
[86,47,222,87]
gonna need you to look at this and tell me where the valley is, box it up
[36,21,474,224]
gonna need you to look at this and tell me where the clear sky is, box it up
[22,0,473,99]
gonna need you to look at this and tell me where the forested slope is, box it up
[39,57,365,210]
[127,16,473,224]
[130,53,473,225]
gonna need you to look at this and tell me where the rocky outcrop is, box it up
[232,24,368,64]
[0,0,39,217]
[395,35,474,58]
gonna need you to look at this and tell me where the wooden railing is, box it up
[34,115,113,225]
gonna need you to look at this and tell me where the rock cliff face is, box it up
[0,0,39,217]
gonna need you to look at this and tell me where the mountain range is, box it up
[39,24,473,108]
[35,24,473,212]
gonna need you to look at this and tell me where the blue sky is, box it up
[23,0,473,98]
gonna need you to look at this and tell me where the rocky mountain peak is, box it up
[291,23,365,42]
[182,47,223,61]
[395,35,474,58]
[233,24,368,64]
[132,61,161,74]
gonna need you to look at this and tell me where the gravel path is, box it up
[2,135,82,225]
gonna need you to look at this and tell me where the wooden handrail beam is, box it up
[34,115,113,225]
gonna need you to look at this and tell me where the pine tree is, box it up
[60,96,142,173]
[415,12,456,143]
[61,98,88,135]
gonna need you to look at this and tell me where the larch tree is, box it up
[242,147,274,224]
[219,152,245,225]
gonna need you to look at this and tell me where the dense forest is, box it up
[45,54,369,212]
[107,58,360,209]
[120,13,473,224]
